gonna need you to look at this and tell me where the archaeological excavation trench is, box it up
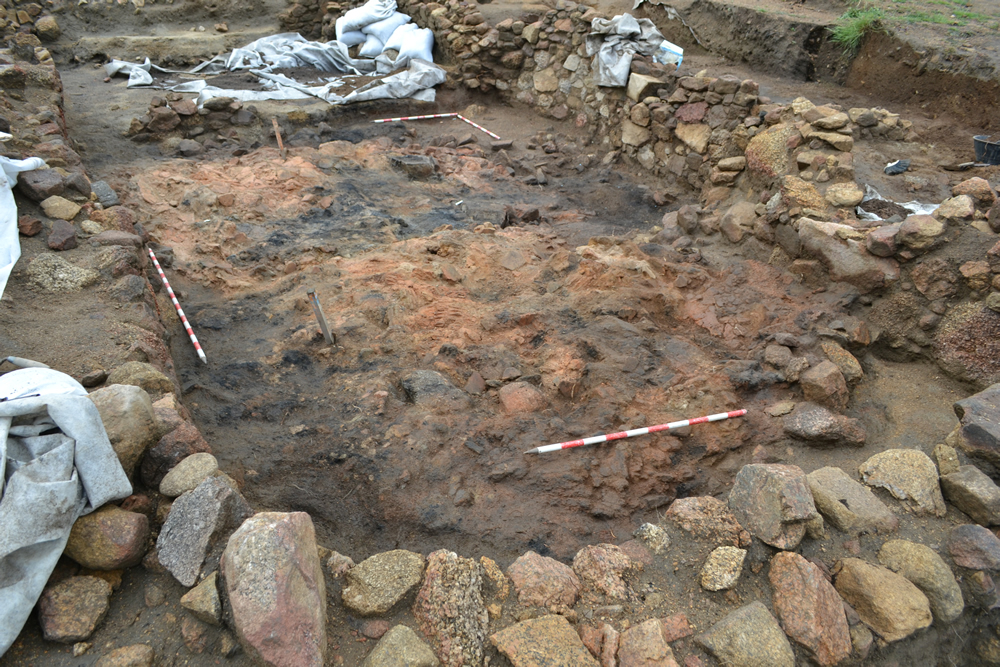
[3,0,1000,664]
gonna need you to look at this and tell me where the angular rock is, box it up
[141,422,211,488]
[825,183,864,207]
[806,466,898,534]
[813,112,849,130]
[948,524,1000,570]
[499,382,547,414]
[159,452,219,498]
[27,254,99,292]
[533,68,559,93]
[717,156,746,172]
[663,496,747,547]
[621,120,651,147]
[401,370,469,411]
[834,558,932,641]
[222,512,326,666]
[941,465,1000,526]
[91,181,120,207]
[800,360,849,411]
[953,177,997,208]
[728,464,818,549]
[935,195,975,221]
[745,124,797,179]
[674,123,710,154]
[362,625,440,667]
[41,195,81,221]
[48,219,78,251]
[859,449,946,516]
[808,130,853,152]
[866,223,900,257]
[324,550,355,579]
[769,552,851,666]
[783,402,866,446]
[898,214,945,252]
[626,73,663,102]
[342,549,425,615]
[180,571,221,625]
[878,539,964,623]
[506,550,581,607]
[64,505,149,570]
[38,576,113,643]
[18,215,42,236]
[617,617,679,667]
[798,218,899,292]
[94,644,155,667]
[935,442,961,476]
[674,101,708,124]
[633,523,670,554]
[177,139,204,157]
[491,614,599,667]
[157,476,253,586]
[90,231,143,247]
[147,106,181,133]
[88,384,158,478]
[820,341,863,383]
[390,155,437,179]
[952,384,1000,475]
[573,544,634,600]
[107,361,173,395]
[89,206,136,233]
[694,601,794,667]
[699,546,746,591]
[413,550,488,667]
[17,168,64,201]
[34,15,62,41]
[719,201,756,244]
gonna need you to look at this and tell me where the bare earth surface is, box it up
[1,0,1000,664]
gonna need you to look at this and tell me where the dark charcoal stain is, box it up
[281,350,312,368]
[527,536,554,558]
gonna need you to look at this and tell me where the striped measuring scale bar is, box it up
[148,248,207,364]
[525,409,747,454]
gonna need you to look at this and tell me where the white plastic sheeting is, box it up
[585,13,669,87]
[0,368,132,658]
[105,0,443,106]
[856,184,939,222]
[0,156,46,301]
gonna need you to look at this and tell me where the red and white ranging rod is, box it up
[148,248,207,364]
[372,112,459,123]
[371,112,502,140]
[525,409,747,455]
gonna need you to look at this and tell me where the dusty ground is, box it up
[3,0,1000,663]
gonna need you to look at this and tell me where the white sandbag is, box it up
[336,0,397,38]
[362,11,410,43]
[384,22,418,52]
[395,27,434,65]
[337,25,367,47]
[359,34,384,58]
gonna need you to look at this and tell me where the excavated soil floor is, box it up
[3,0,1000,664]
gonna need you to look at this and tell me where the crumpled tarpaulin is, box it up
[0,156,46,301]
[856,184,939,222]
[586,13,667,87]
[105,31,445,106]
[0,368,132,658]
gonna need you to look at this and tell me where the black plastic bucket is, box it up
[974,135,1000,165]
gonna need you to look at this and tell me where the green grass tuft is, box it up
[830,5,888,57]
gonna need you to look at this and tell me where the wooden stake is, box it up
[307,289,336,346]
[271,118,286,158]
